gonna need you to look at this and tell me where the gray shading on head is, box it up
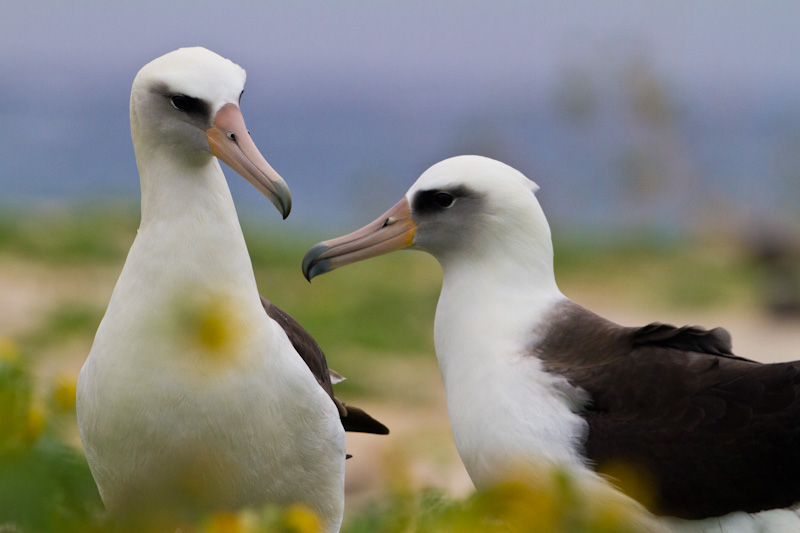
[409,184,487,256]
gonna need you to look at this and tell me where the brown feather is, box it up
[533,300,800,519]
[261,297,389,435]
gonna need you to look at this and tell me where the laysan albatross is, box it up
[76,47,386,532]
[302,155,800,532]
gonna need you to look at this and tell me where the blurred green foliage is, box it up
[0,341,107,533]
[0,207,137,265]
[0,208,764,399]
[0,209,761,358]
[554,236,757,310]
[343,478,648,533]
[0,339,653,532]
[21,303,105,353]
[0,209,765,531]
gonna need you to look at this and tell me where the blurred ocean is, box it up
[2,2,799,235]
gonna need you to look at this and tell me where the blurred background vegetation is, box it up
[3,2,800,531]
[0,206,798,531]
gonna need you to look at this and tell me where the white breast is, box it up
[76,159,345,530]
[432,259,590,488]
[432,266,800,533]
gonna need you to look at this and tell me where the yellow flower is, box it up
[173,292,247,361]
[283,504,320,533]
[204,512,239,533]
[597,459,656,511]
[197,307,232,352]
[202,510,260,533]
[51,374,78,413]
[25,406,45,442]
[0,338,19,363]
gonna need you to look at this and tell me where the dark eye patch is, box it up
[412,185,475,216]
[147,82,212,125]
[434,192,454,207]
[170,94,207,115]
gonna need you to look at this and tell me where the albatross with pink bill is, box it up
[77,47,387,532]
[303,155,800,533]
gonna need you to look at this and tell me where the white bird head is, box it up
[130,47,290,218]
[303,155,553,279]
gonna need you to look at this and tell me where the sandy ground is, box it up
[1,257,799,511]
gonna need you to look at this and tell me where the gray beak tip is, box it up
[301,243,332,281]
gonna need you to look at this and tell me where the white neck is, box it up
[101,136,265,359]
[432,227,590,488]
[434,214,563,383]
[137,148,255,287]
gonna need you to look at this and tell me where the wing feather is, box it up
[261,297,389,435]
[535,300,800,519]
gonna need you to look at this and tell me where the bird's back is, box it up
[534,300,800,519]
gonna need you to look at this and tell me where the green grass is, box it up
[0,206,138,265]
[20,303,106,354]
[0,208,769,395]
[0,208,766,390]
[553,235,759,310]
[0,344,106,533]
[0,209,771,532]
[0,341,649,533]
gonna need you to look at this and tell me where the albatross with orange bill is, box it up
[77,47,387,532]
[303,155,800,533]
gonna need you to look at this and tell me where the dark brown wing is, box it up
[536,301,800,519]
[261,296,389,435]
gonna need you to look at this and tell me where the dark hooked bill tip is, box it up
[277,196,291,220]
[301,243,332,281]
[268,178,292,219]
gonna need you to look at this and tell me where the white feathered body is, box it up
[418,156,800,533]
[77,154,345,529]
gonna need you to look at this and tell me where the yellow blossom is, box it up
[282,504,320,533]
[174,291,247,360]
[205,511,244,533]
[25,406,45,442]
[0,338,19,363]
[597,459,656,511]
[197,307,232,352]
[51,374,78,412]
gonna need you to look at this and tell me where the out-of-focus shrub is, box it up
[0,339,107,533]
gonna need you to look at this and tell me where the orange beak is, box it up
[206,103,291,219]
[302,197,416,281]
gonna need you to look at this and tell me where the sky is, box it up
[2,1,800,234]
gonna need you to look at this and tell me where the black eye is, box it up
[170,94,202,113]
[434,192,454,208]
